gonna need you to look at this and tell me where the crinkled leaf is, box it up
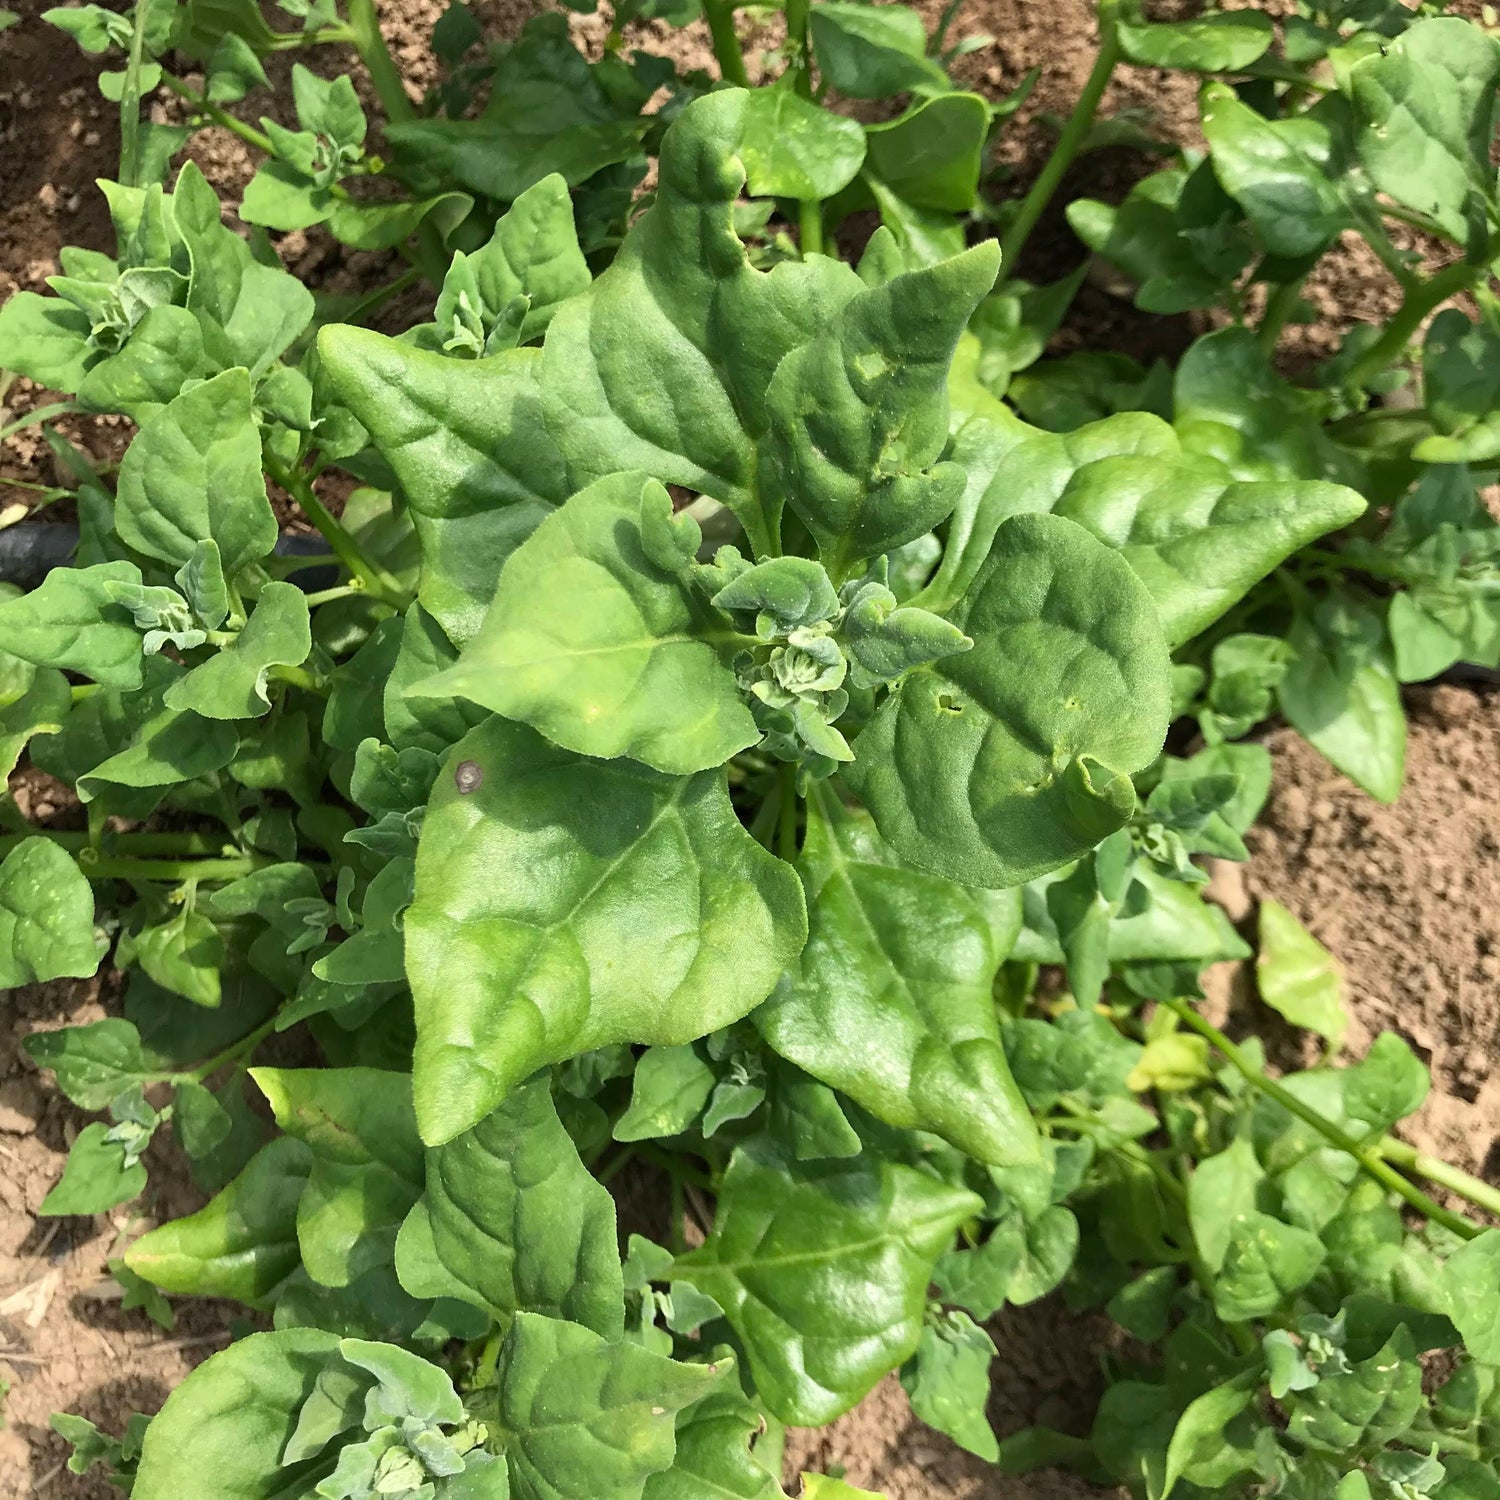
[755,785,1036,1165]
[406,716,806,1144]
[675,1140,981,1424]
[847,513,1170,888]
[395,1073,624,1336]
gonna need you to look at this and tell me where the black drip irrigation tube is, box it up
[0,523,340,592]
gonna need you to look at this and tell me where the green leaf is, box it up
[847,513,1170,889]
[1162,1373,1259,1497]
[39,1122,148,1216]
[120,904,224,1007]
[78,304,208,422]
[0,837,100,986]
[1285,1327,1422,1453]
[900,1311,998,1461]
[494,1312,727,1500]
[1256,899,1347,1050]
[1213,1211,1326,1322]
[675,1140,981,1424]
[927,409,1365,646]
[406,716,806,1144]
[114,367,277,580]
[755,785,1037,1165]
[739,83,866,201]
[640,1389,783,1500]
[396,1073,625,1336]
[1349,16,1500,241]
[24,1018,159,1110]
[383,604,488,756]
[614,1045,716,1142]
[863,94,990,213]
[164,583,311,719]
[764,242,998,573]
[1188,1137,1264,1274]
[808,2,948,99]
[250,1067,423,1290]
[933,1204,1078,1315]
[131,1329,341,1499]
[0,560,147,688]
[1440,1229,1500,1364]
[1279,597,1406,803]
[1348,1032,1429,1132]
[125,1136,312,1304]
[423,472,757,774]
[1118,7,1273,71]
[1201,82,1349,257]
[0,290,93,391]
[0,667,70,782]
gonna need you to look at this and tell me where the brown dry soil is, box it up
[3,0,1498,1496]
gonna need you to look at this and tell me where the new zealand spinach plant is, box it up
[3,0,1500,1496]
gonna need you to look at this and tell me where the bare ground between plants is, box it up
[3,0,1499,1495]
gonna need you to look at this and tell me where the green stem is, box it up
[75,852,275,882]
[267,663,327,694]
[0,403,79,445]
[785,0,813,97]
[997,0,1120,286]
[1257,279,1303,355]
[160,76,276,155]
[120,0,153,186]
[180,1017,278,1084]
[1164,999,1483,1241]
[777,763,799,863]
[0,829,228,858]
[266,22,355,50]
[345,0,413,122]
[703,0,750,86]
[1345,260,1483,390]
[799,197,824,257]
[264,456,409,608]
[1379,1137,1500,1222]
[300,581,367,608]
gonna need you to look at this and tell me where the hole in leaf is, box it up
[936,693,963,715]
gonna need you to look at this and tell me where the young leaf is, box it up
[250,1068,424,1290]
[114,367,277,581]
[396,1074,624,1337]
[0,560,148,688]
[754,785,1039,1165]
[421,472,758,774]
[39,1122,148,1216]
[493,1312,728,1499]
[613,1045,716,1143]
[405,716,806,1144]
[0,836,100,985]
[674,1140,982,1424]
[163,583,312,720]
[900,1311,998,1461]
[125,1136,312,1304]
[130,1329,342,1498]
[1257,899,1347,1050]
[847,513,1170,889]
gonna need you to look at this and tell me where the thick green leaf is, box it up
[739,84,866,202]
[125,1136,312,1304]
[764,242,998,572]
[675,1141,981,1424]
[383,604,489,755]
[0,561,146,688]
[422,472,757,774]
[494,1312,727,1500]
[251,1067,423,1290]
[640,1390,783,1500]
[164,584,311,719]
[406,717,806,1144]
[755,785,1037,1165]
[808,2,948,98]
[39,1122,148,1216]
[0,290,93,390]
[1256,899,1347,1049]
[1349,17,1500,241]
[114,367,276,580]
[396,1074,624,1337]
[1279,598,1405,802]
[316,332,569,643]
[131,1329,341,1500]
[1440,1229,1500,1364]
[1118,7,1273,70]
[847,513,1170,888]
[0,837,99,985]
